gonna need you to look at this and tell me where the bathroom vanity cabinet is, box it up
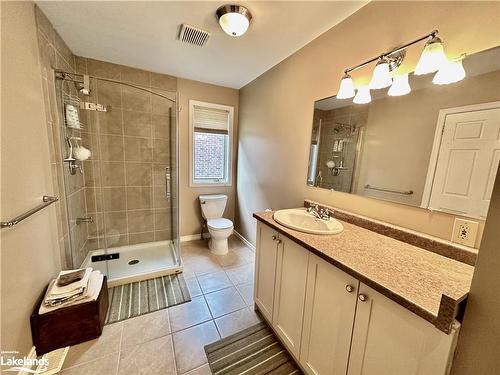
[254,221,459,375]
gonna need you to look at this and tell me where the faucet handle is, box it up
[307,204,318,212]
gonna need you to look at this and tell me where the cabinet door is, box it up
[348,284,459,375]
[254,222,279,322]
[300,254,359,375]
[272,236,309,359]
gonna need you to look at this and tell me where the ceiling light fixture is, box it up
[335,30,466,103]
[353,86,371,104]
[414,35,447,75]
[432,54,466,85]
[388,73,411,96]
[216,5,252,37]
[337,72,356,99]
[370,57,393,89]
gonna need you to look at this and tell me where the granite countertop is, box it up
[253,210,475,333]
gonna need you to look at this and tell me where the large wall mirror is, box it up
[307,46,500,219]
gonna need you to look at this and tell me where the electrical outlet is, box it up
[451,218,479,247]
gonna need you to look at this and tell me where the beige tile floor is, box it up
[60,236,261,375]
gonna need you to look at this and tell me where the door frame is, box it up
[421,101,500,210]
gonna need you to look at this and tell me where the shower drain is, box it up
[128,259,139,265]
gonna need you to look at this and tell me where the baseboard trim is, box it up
[234,230,255,251]
[180,233,209,242]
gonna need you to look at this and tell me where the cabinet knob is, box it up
[272,235,277,241]
[276,239,282,244]
[358,293,368,302]
[345,285,354,293]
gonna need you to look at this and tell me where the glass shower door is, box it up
[56,72,180,284]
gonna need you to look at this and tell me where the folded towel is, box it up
[47,268,92,298]
[39,271,104,315]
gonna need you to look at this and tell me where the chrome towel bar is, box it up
[365,184,413,196]
[1,195,59,229]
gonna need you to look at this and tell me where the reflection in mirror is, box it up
[307,46,500,219]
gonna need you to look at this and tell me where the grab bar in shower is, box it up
[364,184,414,196]
[1,195,59,229]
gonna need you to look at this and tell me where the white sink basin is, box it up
[273,208,344,235]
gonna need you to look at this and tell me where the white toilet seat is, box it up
[207,218,233,230]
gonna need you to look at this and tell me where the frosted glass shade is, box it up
[370,60,392,89]
[433,57,466,85]
[219,12,250,37]
[388,74,411,96]
[353,86,371,104]
[415,37,446,75]
[337,74,355,99]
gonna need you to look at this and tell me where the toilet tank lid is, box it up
[199,194,227,201]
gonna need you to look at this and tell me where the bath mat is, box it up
[105,273,191,324]
[204,321,303,375]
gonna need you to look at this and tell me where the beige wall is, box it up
[1,1,61,355]
[236,1,500,246]
[177,78,239,237]
[451,166,500,373]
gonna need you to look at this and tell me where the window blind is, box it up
[193,105,229,135]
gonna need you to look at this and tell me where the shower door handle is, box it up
[165,167,171,200]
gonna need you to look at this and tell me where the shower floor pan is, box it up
[82,240,182,287]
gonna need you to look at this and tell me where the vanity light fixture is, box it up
[414,35,447,75]
[335,30,466,103]
[432,54,466,85]
[353,86,371,104]
[388,73,411,96]
[216,5,252,37]
[370,57,393,89]
[337,72,356,99]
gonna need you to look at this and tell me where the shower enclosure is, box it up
[54,70,181,286]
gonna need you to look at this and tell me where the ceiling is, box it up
[36,1,367,89]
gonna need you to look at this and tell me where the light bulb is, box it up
[370,58,392,89]
[219,12,250,37]
[353,86,371,104]
[337,73,355,99]
[388,73,411,96]
[415,36,446,75]
[433,56,466,85]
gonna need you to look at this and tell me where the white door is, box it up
[254,222,279,322]
[347,284,459,375]
[429,107,500,218]
[300,254,359,375]
[272,236,309,359]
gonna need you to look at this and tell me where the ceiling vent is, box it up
[178,24,210,47]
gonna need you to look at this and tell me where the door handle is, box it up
[165,166,171,199]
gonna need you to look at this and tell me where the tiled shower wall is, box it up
[75,58,177,258]
[35,5,179,268]
[35,5,79,269]
[314,106,368,192]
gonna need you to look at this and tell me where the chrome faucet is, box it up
[307,204,331,220]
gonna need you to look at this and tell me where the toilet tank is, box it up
[199,194,228,220]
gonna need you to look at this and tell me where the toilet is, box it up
[199,194,233,255]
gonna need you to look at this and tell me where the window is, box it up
[189,100,233,186]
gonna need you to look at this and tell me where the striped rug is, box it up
[205,322,303,375]
[105,273,191,324]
